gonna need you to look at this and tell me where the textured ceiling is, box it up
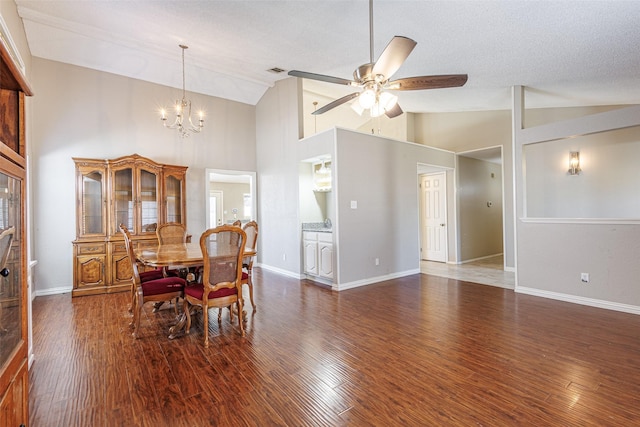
[15,0,640,113]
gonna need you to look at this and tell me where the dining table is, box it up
[135,241,256,339]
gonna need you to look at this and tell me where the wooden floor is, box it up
[30,270,640,426]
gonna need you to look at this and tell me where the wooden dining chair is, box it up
[156,222,189,279]
[241,221,258,311]
[120,224,165,312]
[120,224,186,338]
[183,225,247,348]
[157,222,187,245]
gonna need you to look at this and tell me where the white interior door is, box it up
[420,172,447,262]
[209,191,223,228]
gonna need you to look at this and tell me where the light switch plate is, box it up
[350,200,357,209]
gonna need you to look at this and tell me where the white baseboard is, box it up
[34,286,73,297]
[516,286,640,315]
[334,269,420,291]
[254,263,303,280]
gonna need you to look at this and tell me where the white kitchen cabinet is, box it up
[303,232,318,275]
[303,231,333,280]
[318,239,333,278]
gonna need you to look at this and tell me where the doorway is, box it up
[204,169,257,229]
[457,146,504,266]
[209,190,223,228]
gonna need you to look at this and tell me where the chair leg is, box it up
[236,298,245,337]
[202,305,210,348]
[129,285,135,314]
[128,294,137,328]
[184,299,192,335]
[132,289,143,339]
[247,272,256,312]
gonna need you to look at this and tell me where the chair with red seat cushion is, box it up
[120,224,186,338]
[184,225,246,348]
[120,224,165,312]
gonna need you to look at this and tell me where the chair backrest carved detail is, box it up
[157,222,187,245]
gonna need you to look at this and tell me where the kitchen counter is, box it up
[301,222,332,233]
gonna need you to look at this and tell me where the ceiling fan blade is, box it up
[385,103,403,118]
[371,36,417,80]
[313,92,360,115]
[387,74,468,90]
[288,70,355,86]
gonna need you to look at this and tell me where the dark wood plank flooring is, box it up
[29,270,640,426]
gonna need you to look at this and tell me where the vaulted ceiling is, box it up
[15,0,640,113]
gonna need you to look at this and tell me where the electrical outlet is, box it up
[375,258,379,266]
[282,253,286,261]
[581,273,589,283]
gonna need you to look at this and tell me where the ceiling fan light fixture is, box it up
[379,91,398,111]
[351,100,365,116]
[370,102,385,118]
[358,88,377,109]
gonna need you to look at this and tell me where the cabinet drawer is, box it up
[111,242,127,254]
[303,231,317,240]
[317,232,332,243]
[76,242,106,255]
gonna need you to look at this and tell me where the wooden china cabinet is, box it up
[0,27,33,427]
[72,154,187,297]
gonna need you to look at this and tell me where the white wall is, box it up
[30,58,256,294]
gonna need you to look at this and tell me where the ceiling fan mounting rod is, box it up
[369,0,374,64]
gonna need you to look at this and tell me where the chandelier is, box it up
[160,44,204,138]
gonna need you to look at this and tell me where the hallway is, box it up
[421,255,515,289]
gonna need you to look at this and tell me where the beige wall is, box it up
[411,110,515,268]
[30,58,256,294]
[255,78,302,275]
[514,91,640,312]
[210,182,251,223]
[458,156,503,261]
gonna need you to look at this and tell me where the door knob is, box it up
[0,268,9,277]
[440,223,446,227]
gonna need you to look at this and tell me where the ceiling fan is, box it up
[288,0,468,118]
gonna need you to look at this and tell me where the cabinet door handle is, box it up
[0,268,9,277]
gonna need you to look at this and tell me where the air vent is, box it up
[267,67,286,74]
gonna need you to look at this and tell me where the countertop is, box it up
[302,222,332,233]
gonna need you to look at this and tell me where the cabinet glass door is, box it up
[0,172,22,370]
[165,175,182,223]
[81,169,104,235]
[113,167,133,233]
[139,169,158,233]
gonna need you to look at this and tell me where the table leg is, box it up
[168,312,187,339]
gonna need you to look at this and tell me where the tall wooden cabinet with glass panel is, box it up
[0,27,33,427]
[72,154,187,296]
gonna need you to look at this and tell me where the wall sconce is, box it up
[568,151,581,175]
